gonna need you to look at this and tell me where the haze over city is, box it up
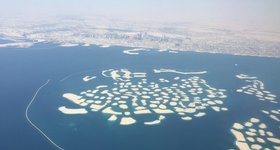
[1,0,280,30]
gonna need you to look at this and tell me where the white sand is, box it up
[174,77,180,80]
[60,43,79,47]
[121,69,132,79]
[118,101,126,104]
[63,93,84,105]
[194,112,206,117]
[58,106,88,114]
[102,107,122,115]
[250,118,260,123]
[120,117,136,125]
[207,95,216,98]
[96,85,108,89]
[231,129,246,142]
[246,137,255,142]
[90,103,107,111]
[100,45,111,48]
[108,115,118,121]
[170,102,177,106]
[153,108,174,114]
[111,70,121,81]
[85,93,94,97]
[270,115,280,121]
[214,100,223,104]
[142,95,151,99]
[259,123,267,129]
[154,69,207,75]
[181,116,192,121]
[236,74,257,79]
[159,115,166,120]
[133,73,147,78]
[133,72,146,75]
[245,131,256,136]
[259,130,265,136]
[124,112,131,116]
[267,94,277,98]
[83,76,96,82]
[211,106,220,112]
[119,89,128,93]
[119,104,128,109]
[251,144,262,150]
[86,100,94,103]
[169,50,178,53]
[207,101,216,105]
[233,123,244,130]
[123,48,149,55]
[219,95,227,98]
[135,106,146,110]
[159,104,167,109]
[144,115,165,125]
[235,141,250,150]
[271,110,280,114]
[221,107,228,111]
[245,122,253,127]
[80,102,88,107]
[248,128,256,132]
[82,43,91,47]
[134,109,152,115]
[256,137,265,143]
[60,69,232,126]
[267,138,280,144]
[266,131,274,136]
[185,108,196,113]
[174,107,185,113]
[114,96,121,100]
[265,97,275,101]
[144,120,161,125]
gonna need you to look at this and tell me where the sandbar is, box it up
[63,93,84,105]
[194,112,206,117]
[154,69,207,75]
[250,118,260,123]
[83,76,96,82]
[58,106,88,114]
[102,107,122,115]
[267,138,280,144]
[134,109,152,114]
[120,117,136,125]
[153,108,174,114]
[235,141,250,150]
[181,116,192,121]
[123,48,149,55]
[108,115,118,121]
[231,129,246,142]
[233,123,244,130]
[236,74,257,79]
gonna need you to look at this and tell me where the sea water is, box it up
[0,43,279,150]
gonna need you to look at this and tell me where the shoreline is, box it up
[1,42,280,59]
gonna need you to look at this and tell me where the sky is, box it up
[0,0,280,30]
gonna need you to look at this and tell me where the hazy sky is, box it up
[1,0,280,29]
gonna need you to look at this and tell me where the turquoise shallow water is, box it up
[0,43,279,150]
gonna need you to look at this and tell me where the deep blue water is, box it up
[0,43,279,150]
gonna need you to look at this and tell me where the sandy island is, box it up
[58,106,88,114]
[154,69,207,75]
